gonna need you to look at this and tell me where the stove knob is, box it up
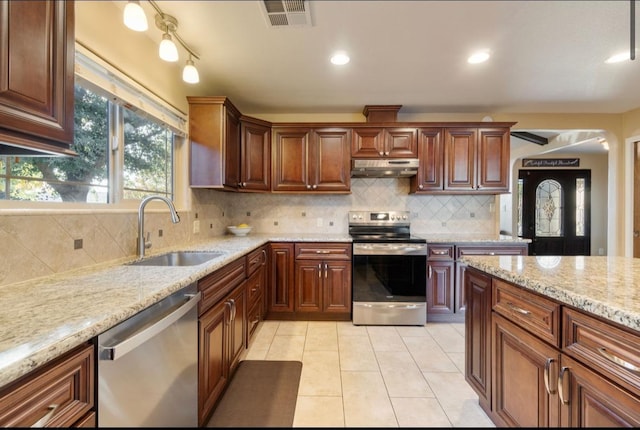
[402,215,408,220]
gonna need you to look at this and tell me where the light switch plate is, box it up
[193,220,200,234]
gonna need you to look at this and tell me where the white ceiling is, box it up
[118,0,639,153]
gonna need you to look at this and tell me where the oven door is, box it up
[352,243,427,325]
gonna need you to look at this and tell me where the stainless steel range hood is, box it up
[351,158,419,178]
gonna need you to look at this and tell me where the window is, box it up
[535,179,563,237]
[0,46,184,204]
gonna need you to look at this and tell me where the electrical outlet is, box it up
[193,220,200,234]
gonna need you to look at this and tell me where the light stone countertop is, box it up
[460,255,640,332]
[0,233,350,390]
[419,234,531,243]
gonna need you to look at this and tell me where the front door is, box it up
[519,169,591,255]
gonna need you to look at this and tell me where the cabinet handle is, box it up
[384,151,389,156]
[312,184,317,189]
[428,266,432,278]
[558,366,569,405]
[316,250,331,254]
[306,184,311,189]
[318,263,322,278]
[506,302,531,315]
[324,263,328,278]
[432,250,449,255]
[418,184,424,190]
[597,347,640,373]
[227,298,236,322]
[31,404,58,428]
[544,358,557,395]
[379,151,384,156]
[261,249,267,264]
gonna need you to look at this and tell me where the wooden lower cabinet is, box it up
[464,267,492,411]
[198,282,246,426]
[560,355,640,427]
[466,267,640,428]
[0,342,95,427]
[246,245,267,345]
[492,314,562,427]
[267,242,351,321]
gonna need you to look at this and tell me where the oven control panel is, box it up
[349,210,410,225]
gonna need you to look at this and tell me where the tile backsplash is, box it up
[0,178,497,286]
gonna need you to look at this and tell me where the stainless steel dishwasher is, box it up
[97,283,200,427]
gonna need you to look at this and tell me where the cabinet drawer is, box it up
[427,244,454,260]
[0,343,94,427]
[456,244,528,259]
[246,268,263,306]
[198,257,246,315]
[294,243,351,260]
[247,300,262,343]
[246,246,266,277]
[492,278,561,348]
[563,307,640,396]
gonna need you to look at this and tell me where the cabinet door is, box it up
[271,128,311,191]
[198,299,228,426]
[227,284,246,375]
[464,267,492,411]
[384,128,418,157]
[268,243,295,313]
[444,128,477,191]
[0,0,75,154]
[239,120,271,191]
[477,128,509,192]
[560,355,640,427]
[351,127,385,158]
[223,108,241,189]
[426,261,455,315]
[309,128,350,192]
[412,128,443,192]
[323,260,352,313]
[492,314,563,427]
[295,261,323,312]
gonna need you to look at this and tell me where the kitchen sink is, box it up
[128,251,225,267]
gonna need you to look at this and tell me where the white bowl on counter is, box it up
[227,225,252,236]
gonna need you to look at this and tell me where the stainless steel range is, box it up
[349,210,427,325]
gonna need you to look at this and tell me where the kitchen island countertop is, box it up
[461,255,640,332]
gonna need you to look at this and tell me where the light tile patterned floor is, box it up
[241,320,496,428]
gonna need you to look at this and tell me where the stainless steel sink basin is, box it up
[128,251,224,267]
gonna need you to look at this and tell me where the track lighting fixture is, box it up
[123,1,148,32]
[183,56,200,84]
[122,0,201,83]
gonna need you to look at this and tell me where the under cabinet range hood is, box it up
[351,158,419,178]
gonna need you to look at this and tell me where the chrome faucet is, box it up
[137,196,180,258]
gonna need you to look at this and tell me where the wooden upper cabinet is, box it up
[189,97,272,191]
[411,127,444,192]
[476,127,510,191]
[351,127,417,158]
[444,127,477,191]
[0,0,76,155]
[239,117,271,191]
[272,127,350,193]
[411,125,511,194]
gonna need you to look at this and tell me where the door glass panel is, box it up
[517,179,523,236]
[576,177,585,236]
[535,179,563,237]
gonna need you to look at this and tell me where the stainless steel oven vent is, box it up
[260,0,312,27]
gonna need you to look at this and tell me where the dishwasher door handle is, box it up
[99,291,201,361]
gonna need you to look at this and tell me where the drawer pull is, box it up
[558,366,570,405]
[507,302,531,315]
[543,358,557,395]
[597,347,640,373]
[31,404,58,428]
[432,250,449,255]
[316,250,331,254]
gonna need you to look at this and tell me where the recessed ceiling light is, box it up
[330,52,350,65]
[468,50,490,64]
[605,52,632,63]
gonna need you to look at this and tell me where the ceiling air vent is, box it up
[260,0,312,28]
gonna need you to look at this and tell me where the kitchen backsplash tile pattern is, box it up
[0,178,496,286]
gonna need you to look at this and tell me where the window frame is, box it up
[0,44,189,212]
